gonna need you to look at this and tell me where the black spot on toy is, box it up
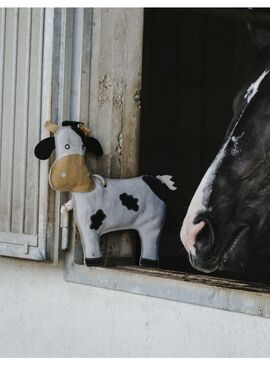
[90,209,106,230]
[119,193,139,211]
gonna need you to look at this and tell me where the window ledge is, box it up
[64,258,270,319]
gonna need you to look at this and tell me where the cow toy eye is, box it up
[82,145,86,150]
[65,144,70,150]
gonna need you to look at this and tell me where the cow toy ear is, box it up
[34,137,55,160]
[85,137,103,157]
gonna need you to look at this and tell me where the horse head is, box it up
[180,25,270,278]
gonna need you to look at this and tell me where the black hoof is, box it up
[140,258,159,268]
[85,257,104,267]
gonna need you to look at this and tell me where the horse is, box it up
[180,25,270,282]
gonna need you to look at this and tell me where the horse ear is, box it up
[244,16,270,50]
[85,137,103,157]
[34,137,55,160]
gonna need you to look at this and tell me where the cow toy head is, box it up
[35,121,103,192]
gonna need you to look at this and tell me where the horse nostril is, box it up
[195,219,215,257]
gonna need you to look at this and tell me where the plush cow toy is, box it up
[35,121,176,267]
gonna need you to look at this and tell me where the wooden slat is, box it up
[45,7,64,262]
[24,8,44,235]
[88,8,102,175]
[11,8,31,233]
[0,8,18,232]
[79,8,92,121]
[0,9,5,180]
[38,7,55,260]
[107,9,125,177]
[50,8,74,262]
[70,8,83,120]
[59,8,73,120]
[120,9,143,178]
[90,9,115,176]
[51,8,70,122]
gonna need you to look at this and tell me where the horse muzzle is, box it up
[190,223,251,274]
[187,211,221,273]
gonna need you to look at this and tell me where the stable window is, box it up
[2,7,270,319]
[64,8,270,319]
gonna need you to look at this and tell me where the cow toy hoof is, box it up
[85,258,104,267]
[140,258,159,268]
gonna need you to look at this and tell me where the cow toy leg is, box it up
[79,228,103,266]
[138,220,164,268]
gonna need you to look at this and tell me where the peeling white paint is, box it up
[112,79,126,113]
[116,131,123,162]
[134,89,141,109]
[98,74,112,105]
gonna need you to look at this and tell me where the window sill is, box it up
[64,256,270,319]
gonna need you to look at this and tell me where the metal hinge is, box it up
[60,199,73,250]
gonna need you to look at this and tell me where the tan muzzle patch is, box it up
[49,154,95,192]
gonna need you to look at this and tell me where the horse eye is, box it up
[82,145,86,150]
[65,144,70,150]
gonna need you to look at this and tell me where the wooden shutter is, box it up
[0,8,54,260]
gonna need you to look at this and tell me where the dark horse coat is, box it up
[181,25,270,282]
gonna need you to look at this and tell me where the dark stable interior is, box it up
[139,8,269,282]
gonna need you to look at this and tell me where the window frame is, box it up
[64,251,270,320]
[60,7,270,319]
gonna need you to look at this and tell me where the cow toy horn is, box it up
[45,120,59,134]
[79,123,92,136]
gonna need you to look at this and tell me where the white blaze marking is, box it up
[181,68,270,255]
[180,141,229,255]
[231,132,244,156]
[244,68,269,103]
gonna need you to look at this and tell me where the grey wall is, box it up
[0,256,270,357]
